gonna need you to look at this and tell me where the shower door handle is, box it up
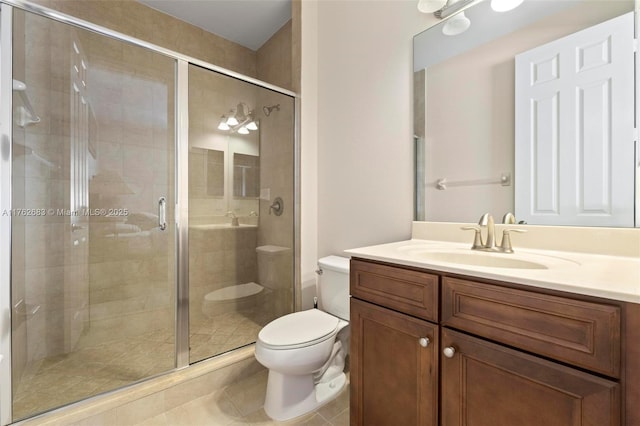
[158,197,167,231]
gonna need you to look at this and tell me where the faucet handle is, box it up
[461,226,484,249]
[499,228,526,253]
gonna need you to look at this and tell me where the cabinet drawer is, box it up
[442,277,621,377]
[350,259,438,322]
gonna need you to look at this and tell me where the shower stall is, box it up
[0,2,298,423]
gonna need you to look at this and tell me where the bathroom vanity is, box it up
[346,238,640,426]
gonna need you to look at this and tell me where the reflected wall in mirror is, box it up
[234,153,260,198]
[413,0,638,227]
[207,149,225,197]
[188,65,261,225]
[189,148,224,197]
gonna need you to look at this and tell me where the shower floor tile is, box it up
[12,311,266,422]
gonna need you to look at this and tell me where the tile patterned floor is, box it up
[13,311,268,421]
[13,308,350,425]
[135,369,350,426]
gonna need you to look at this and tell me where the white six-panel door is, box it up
[515,12,635,227]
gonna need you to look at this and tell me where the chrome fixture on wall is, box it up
[262,104,280,117]
[217,102,258,134]
[418,0,525,36]
[418,0,524,15]
[269,197,284,216]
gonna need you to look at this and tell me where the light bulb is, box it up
[237,126,249,135]
[442,12,470,36]
[226,115,239,126]
[491,0,524,12]
[246,121,258,131]
[417,0,447,13]
[217,116,230,131]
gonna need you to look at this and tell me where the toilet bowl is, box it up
[254,255,350,421]
[202,282,265,317]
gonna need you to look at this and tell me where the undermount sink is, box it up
[402,247,580,270]
[411,250,548,269]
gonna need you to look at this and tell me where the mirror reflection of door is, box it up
[233,153,259,198]
[515,12,635,227]
[413,0,637,227]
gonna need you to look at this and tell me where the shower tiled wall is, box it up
[30,0,258,78]
[11,0,299,419]
[188,227,258,317]
[30,0,299,91]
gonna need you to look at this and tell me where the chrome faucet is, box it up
[226,211,239,226]
[461,213,495,251]
[502,212,516,224]
[478,213,495,249]
[498,228,526,253]
[462,212,526,253]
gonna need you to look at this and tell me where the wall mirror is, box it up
[188,133,260,221]
[233,153,260,198]
[413,0,638,227]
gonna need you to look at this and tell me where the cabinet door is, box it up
[441,329,620,426]
[350,298,438,426]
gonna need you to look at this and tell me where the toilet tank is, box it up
[317,255,350,321]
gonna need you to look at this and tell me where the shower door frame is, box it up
[0,1,300,423]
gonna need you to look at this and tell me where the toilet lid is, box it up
[258,309,340,349]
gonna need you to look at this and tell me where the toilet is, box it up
[254,255,350,421]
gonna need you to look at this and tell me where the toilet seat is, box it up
[258,309,340,350]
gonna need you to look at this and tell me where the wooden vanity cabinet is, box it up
[350,258,638,426]
[350,298,438,426]
[441,328,620,426]
[349,260,440,426]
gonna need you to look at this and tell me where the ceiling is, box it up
[137,0,292,51]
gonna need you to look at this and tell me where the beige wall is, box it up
[300,1,435,308]
[257,21,293,91]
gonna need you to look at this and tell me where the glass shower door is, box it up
[187,64,295,363]
[10,9,176,420]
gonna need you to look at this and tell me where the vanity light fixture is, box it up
[491,0,524,12]
[217,116,231,131]
[218,102,259,134]
[226,113,239,126]
[417,0,447,13]
[442,11,471,35]
[426,0,475,36]
[246,121,258,131]
[432,0,475,19]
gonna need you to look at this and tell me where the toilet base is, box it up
[263,370,347,421]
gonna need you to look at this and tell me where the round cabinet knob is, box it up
[443,346,456,358]
[419,337,430,348]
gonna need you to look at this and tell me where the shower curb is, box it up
[15,345,262,426]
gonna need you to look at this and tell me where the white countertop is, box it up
[345,239,640,304]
